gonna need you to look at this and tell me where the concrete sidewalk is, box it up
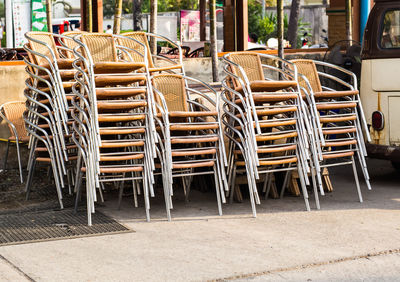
[0,159,399,281]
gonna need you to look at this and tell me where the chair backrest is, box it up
[152,74,188,112]
[26,32,59,65]
[80,33,118,63]
[118,32,154,68]
[227,52,265,84]
[61,31,86,58]
[291,59,323,93]
[1,101,28,138]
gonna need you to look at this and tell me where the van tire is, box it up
[391,161,400,171]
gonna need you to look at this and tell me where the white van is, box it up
[361,0,400,168]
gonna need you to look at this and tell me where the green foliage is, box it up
[248,0,311,47]
[104,0,199,17]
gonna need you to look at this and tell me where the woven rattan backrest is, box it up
[291,59,322,93]
[152,74,188,112]
[26,32,59,65]
[228,52,265,84]
[80,33,117,63]
[61,31,86,58]
[118,32,154,68]
[1,101,28,138]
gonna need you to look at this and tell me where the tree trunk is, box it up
[287,0,300,49]
[209,0,219,82]
[277,0,284,59]
[46,0,52,32]
[113,0,123,34]
[88,0,93,32]
[133,0,143,31]
[345,0,353,45]
[150,0,157,54]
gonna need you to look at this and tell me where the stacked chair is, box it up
[291,59,371,205]
[23,32,79,209]
[19,29,372,225]
[0,101,29,183]
[70,33,163,224]
[152,74,227,217]
[221,52,317,217]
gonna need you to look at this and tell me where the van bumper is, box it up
[366,143,400,161]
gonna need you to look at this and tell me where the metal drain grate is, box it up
[0,209,133,246]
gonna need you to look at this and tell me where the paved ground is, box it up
[0,158,399,281]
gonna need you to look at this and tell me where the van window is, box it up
[380,10,400,49]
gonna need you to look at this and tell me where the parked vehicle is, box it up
[360,0,400,168]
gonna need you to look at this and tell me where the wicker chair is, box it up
[152,74,227,217]
[0,101,29,183]
[70,32,160,225]
[291,59,372,203]
[222,52,317,215]
[117,31,184,74]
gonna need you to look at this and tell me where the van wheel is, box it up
[391,161,400,171]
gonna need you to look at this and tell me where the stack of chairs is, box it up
[152,74,227,218]
[291,59,371,206]
[70,33,167,224]
[23,32,79,209]
[221,52,317,217]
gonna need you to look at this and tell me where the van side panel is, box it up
[372,59,400,91]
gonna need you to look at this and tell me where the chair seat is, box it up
[42,59,75,70]
[95,87,146,99]
[94,75,147,87]
[97,100,147,111]
[169,123,219,131]
[99,140,144,148]
[319,115,357,123]
[322,127,357,135]
[235,106,297,118]
[99,127,145,135]
[316,102,357,111]
[8,136,30,142]
[172,160,215,169]
[157,111,218,118]
[255,131,298,142]
[100,153,144,161]
[235,119,297,130]
[171,148,216,157]
[235,93,298,104]
[149,64,182,73]
[93,62,146,74]
[314,90,359,99]
[235,80,298,93]
[97,113,145,122]
[322,151,354,159]
[81,165,143,173]
[323,139,357,147]
[171,136,219,144]
[234,144,297,154]
[236,156,297,166]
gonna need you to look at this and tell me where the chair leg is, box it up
[213,164,223,216]
[297,166,311,212]
[74,170,83,213]
[229,164,237,204]
[351,156,363,203]
[311,168,320,210]
[25,158,36,201]
[3,140,10,171]
[15,140,23,183]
